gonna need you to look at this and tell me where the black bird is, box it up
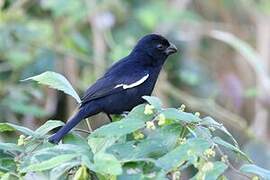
[49,34,177,144]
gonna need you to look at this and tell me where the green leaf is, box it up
[127,104,155,121]
[205,162,228,180]
[213,137,252,163]
[0,123,15,132]
[156,138,211,172]
[73,165,89,180]
[91,118,145,138]
[90,105,154,141]
[192,161,227,180]
[81,155,95,173]
[240,164,270,179]
[35,120,64,136]
[194,126,212,140]
[21,154,78,172]
[0,123,34,136]
[117,172,143,180]
[50,161,81,180]
[23,71,81,103]
[63,133,94,166]
[93,152,122,175]
[0,143,23,152]
[28,144,87,159]
[109,140,164,162]
[162,108,201,123]
[0,152,17,172]
[202,117,238,147]
[142,96,163,110]
[63,133,91,151]
[88,136,119,154]
[108,124,182,161]
[0,173,19,180]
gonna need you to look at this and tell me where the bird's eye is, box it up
[156,44,165,50]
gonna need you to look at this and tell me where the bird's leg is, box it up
[106,114,113,122]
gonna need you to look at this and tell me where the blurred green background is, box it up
[1,0,270,176]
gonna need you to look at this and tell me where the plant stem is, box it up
[74,128,91,134]
[85,118,93,133]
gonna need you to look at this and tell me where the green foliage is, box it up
[213,137,252,163]
[240,164,270,179]
[21,154,78,173]
[1,0,270,178]
[0,71,269,179]
[23,71,81,103]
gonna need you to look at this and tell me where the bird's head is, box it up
[132,34,177,65]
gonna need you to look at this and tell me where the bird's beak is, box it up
[165,42,178,55]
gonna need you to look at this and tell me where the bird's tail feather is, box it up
[48,105,99,144]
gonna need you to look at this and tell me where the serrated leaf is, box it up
[213,137,252,163]
[90,105,154,140]
[109,140,165,162]
[23,71,81,103]
[91,118,145,138]
[126,104,155,121]
[93,152,122,175]
[21,145,78,170]
[108,124,182,161]
[0,143,23,152]
[202,117,238,147]
[63,133,94,167]
[29,144,87,159]
[240,164,270,179]
[88,136,119,154]
[194,126,212,139]
[0,123,34,136]
[50,161,81,180]
[162,108,201,123]
[21,154,78,172]
[156,138,211,172]
[35,120,64,136]
[205,162,228,180]
[192,161,227,180]
[142,96,162,110]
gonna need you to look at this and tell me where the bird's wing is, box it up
[81,70,149,105]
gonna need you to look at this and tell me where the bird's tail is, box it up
[48,105,99,144]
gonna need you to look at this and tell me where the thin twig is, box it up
[85,118,93,133]
[74,128,91,134]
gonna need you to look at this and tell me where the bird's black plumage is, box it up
[48,34,177,144]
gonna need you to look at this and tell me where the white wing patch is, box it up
[114,74,149,89]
